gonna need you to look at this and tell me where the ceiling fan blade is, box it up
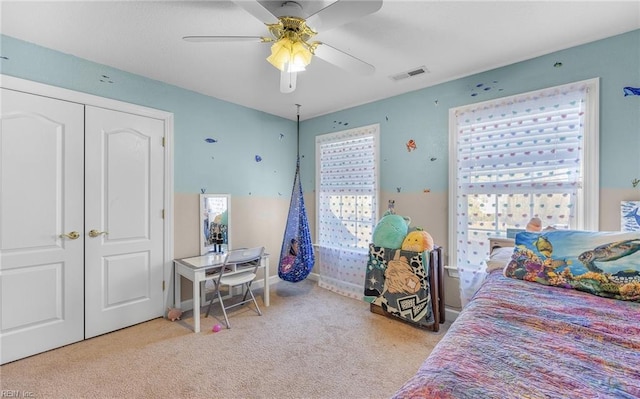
[314,43,375,76]
[232,0,279,24]
[306,0,383,31]
[183,35,266,43]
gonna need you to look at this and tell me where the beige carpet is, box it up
[0,280,449,399]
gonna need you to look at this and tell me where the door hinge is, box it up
[163,280,166,291]
[162,209,165,219]
[162,137,165,147]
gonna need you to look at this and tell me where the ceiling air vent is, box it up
[390,66,430,82]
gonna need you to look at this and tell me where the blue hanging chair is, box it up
[278,106,314,282]
[278,159,315,282]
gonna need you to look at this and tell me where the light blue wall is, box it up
[300,29,640,193]
[0,34,298,197]
[2,30,639,198]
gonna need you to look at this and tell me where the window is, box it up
[449,79,599,269]
[315,124,379,299]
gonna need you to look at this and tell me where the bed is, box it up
[392,230,640,399]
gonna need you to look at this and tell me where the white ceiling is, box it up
[1,1,639,121]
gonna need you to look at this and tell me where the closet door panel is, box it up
[0,88,84,364]
[84,106,165,338]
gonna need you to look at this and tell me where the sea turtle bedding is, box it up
[392,231,640,399]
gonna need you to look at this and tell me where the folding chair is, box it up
[205,246,265,328]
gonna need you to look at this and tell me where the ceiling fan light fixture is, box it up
[265,16,318,72]
[266,36,313,72]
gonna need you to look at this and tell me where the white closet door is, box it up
[84,106,165,338]
[0,88,85,364]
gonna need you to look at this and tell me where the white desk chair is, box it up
[205,246,265,328]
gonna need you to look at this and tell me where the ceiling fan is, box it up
[183,0,383,93]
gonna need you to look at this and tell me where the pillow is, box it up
[486,246,514,272]
[504,230,640,301]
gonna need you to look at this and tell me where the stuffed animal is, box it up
[372,211,411,249]
[167,307,183,321]
[401,227,434,252]
[526,217,542,232]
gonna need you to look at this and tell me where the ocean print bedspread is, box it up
[392,271,640,399]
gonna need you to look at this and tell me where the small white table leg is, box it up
[193,276,201,333]
[174,263,181,309]
[263,257,270,306]
[200,281,207,306]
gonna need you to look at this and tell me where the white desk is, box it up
[173,253,270,333]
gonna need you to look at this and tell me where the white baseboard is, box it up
[177,273,319,311]
[444,265,459,278]
[444,307,460,322]
[307,272,320,281]
[178,296,209,313]
[177,273,458,325]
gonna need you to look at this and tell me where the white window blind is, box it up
[315,124,379,299]
[449,79,599,270]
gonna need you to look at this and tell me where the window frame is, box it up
[447,78,600,268]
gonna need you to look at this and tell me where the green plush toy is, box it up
[372,210,411,249]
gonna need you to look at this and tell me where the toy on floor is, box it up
[167,307,183,321]
[212,324,222,333]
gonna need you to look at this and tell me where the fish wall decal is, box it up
[623,87,640,96]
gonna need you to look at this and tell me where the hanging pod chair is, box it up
[278,106,314,282]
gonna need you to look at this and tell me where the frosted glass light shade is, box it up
[267,37,312,72]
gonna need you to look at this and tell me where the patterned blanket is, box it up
[364,245,434,327]
[392,271,640,399]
